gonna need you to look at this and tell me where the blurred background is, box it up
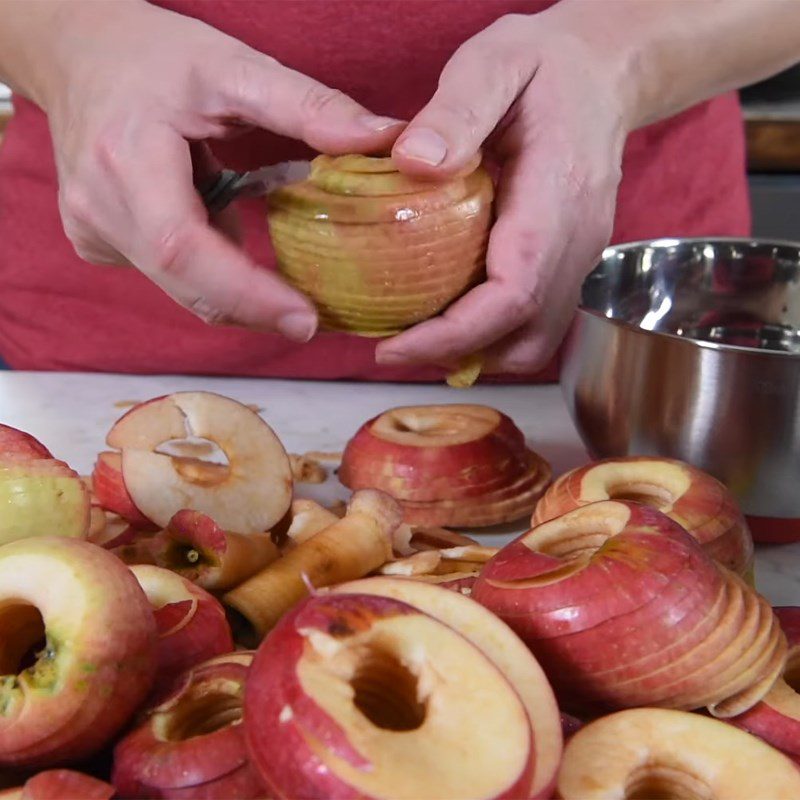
[1,70,798,240]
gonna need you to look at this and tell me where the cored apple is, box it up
[154,510,279,591]
[340,404,551,527]
[104,392,292,533]
[557,708,800,799]
[0,538,157,767]
[113,651,263,799]
[129,565,233,689]
[268,154,493,336]
[473,500,786,717]
[331,577,562,799]
[0,426,89,545]
[533,456,754,578]
[244,592,534,800]
[0,770,115,800]
[730,606,800,762]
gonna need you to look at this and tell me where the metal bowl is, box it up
[560,238,800,537]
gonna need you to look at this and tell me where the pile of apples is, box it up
[1,392,800,799]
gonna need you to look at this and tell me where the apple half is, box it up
[331,577,563,799]
[557,708,800,799]
[268,154,493,336]
[0,538,157,767]
[129,564,234,689]
[113,651,263,799]
[103,392,293,533]
[244,592,534,800]
[0,426,89,546]
[533,456,754,578]
[730,606,800,762]
[473,500,786,717]
[340,404,552,527]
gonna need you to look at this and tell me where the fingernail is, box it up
[395,127,448,166]
[376,349,406,365]
[278,312,317,343]
[360,115,405,132]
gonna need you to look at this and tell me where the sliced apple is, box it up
[113,651,263,799]
[533,456,754,578]
[244,592,533,800]
[331,577,562,799]
[15,771,114,800]
[105,392,292,533]
[129,565,234,689]
[91,451,153,528]
[557,708,800,799]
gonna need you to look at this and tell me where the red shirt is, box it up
[0,0,749,380]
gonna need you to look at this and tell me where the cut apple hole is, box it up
[164,692,243,741]
[0,602,46,675]
[351,645,427,732]
[624,762,712,800]
[371,405,501,447]
[606,481,675,511]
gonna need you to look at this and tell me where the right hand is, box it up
[43,0,403,341]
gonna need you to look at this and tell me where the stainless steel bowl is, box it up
[561,238,800,536]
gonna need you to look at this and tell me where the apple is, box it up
[0,426,89,545]
[113,651,263,799]
[104,392,293,533]
[473,500,786,717]
[557,707,800,799]
[0,537,156,768]
[129,565,234,689]
[92,451,153,528]
[340,404,552,527]
[225,489,399,642]
[0,771,115,800]
[730,606,800,762]
[244,592,534,800]
[533,456,754,579]
[154,510,280,591]
[268,154,493,336]
[331,577,563,799]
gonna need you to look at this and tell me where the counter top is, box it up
[1,371,799,605]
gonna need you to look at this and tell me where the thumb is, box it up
[218,53,405,154]
[391,22,533,177]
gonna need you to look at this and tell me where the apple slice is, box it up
[92,451,153,528]
[9,771,115,800]
[533,456,754,578]
[730,606,800,761]
[244,593,534,800]
[331,577,563,799]
[129,565,234,689]
[105,392,292,533]
[557,708,800,799]
[0,538,156,767]
[154,510,279,591]
[113,651,263,799]
[340,404,551,527]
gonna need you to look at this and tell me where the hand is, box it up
[378,6,630,373]
[44,0,402,341]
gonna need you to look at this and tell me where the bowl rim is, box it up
[581,236,800,360]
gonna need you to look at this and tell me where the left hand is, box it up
[376,7,631,374]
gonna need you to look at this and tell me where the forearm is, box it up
[0,0,141,109]
[548,0,800,129]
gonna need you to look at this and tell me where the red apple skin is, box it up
[0,426,52,460]
[112,653,263,800]
[92,452,153,528]
[340,408,531,502]
[244,593,533,800]
[0,538,157,768]
[20,771,114,800]
[472,502,728,708]
[729,607,800,761]
[533,457,753,577]
[130,566,234,690]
